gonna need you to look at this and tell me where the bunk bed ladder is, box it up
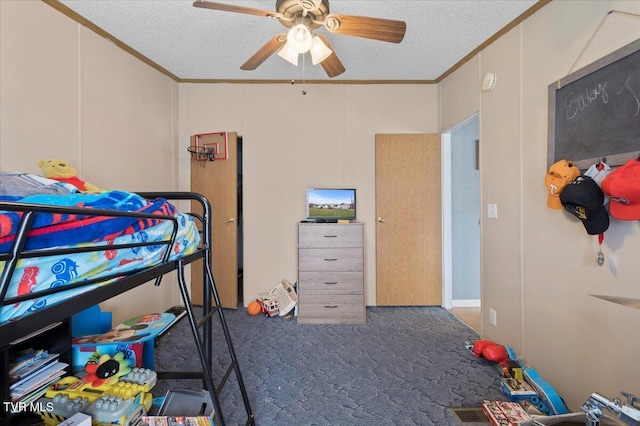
[175,260,255,426]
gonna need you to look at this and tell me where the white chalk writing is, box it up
[564,83,609,120]
[616,75,640,117]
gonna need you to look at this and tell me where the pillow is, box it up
[0,172,76,198]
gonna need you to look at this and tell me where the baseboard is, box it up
[452,299,480,308]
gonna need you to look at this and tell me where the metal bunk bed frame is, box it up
[0,192,255,426]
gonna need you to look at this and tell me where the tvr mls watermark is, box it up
[3,400,54,413]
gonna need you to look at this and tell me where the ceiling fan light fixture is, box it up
[300,0,322,12]
[193,0,406,78]
[287,24,313,53]
[310,36,332,65]
[277,42,299,66]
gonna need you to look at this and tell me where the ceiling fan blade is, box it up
[324,14,406,43]
[193,0,282,19]
[316,34,345,78]
[590,294,640,310]
[240,34,287,70]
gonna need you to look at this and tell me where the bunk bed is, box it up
[0,182,255,426]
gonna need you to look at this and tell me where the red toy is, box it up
[472,339,508,364]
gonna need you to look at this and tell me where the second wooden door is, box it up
[375,134,442,306]
[190,132,238,308]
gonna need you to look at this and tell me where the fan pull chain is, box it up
[301,53,307,95]
[289,54,296,85]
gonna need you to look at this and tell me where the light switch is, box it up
[487,204,498,219]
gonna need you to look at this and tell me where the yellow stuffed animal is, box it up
[38,159,103,193]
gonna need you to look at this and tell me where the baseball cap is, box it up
[584,161,612,205]
[584,161,611,185]
[545,160,581,209]
[601,159,640,220]
[560,176,609,235]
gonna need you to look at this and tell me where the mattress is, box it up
[0,189,201,323]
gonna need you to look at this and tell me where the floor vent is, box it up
[449,407,489,423]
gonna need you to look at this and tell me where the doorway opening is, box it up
[443,114,481,332]
[237,136,244,307]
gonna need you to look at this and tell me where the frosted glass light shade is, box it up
[287,24,312,53]
[310,36,332,65]
[277,43,299,66]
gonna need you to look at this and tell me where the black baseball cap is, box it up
[560,176,609,235]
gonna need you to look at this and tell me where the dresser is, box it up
[297,222,365,324]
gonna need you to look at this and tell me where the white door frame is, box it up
[441,113,480,310]
[442,132,452,309]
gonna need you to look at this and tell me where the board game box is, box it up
[482,400,532,426]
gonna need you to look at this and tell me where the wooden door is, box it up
[190,132,238,308]
[375,134,442,305]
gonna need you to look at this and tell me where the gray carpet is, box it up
[153,306,504,425]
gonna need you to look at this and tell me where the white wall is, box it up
[440,55,480,132]
[4,0,640,413]
[0,1,181,323]
[179,83,439,306]
[440,0,640,411]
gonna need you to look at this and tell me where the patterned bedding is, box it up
[0,188,201,323]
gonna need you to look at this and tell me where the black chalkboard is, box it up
[548,38,640,169]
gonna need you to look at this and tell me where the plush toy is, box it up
[37,159,103,193]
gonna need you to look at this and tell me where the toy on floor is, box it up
[501,346,569,416]
[467,341,568,416]
[82,351,132,387]
[258,297,280,317]
[257,279,298,317]
[247,300,262,315]
[37,159,104,193]
[471,339,508,364]
[36,367,157,426]
[73,312,175,371]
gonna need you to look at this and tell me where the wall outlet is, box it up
[489,308,497,326]
[487,204,498,219]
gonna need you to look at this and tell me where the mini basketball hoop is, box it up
[189,131,227,165]
[187,143,216,162]
[192,132,228,160]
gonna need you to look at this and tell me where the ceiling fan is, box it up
[193,0,406,78]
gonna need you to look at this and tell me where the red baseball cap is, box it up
[601,159,640,220]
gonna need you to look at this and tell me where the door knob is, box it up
[226,217,236,223]
[377,217,385,223]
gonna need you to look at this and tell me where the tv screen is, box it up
[306,188,356,222]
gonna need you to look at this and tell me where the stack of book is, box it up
[9,348,68,405]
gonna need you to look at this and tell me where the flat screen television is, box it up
[306,188,356,222]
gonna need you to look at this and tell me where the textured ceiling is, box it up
[58,0,540,81]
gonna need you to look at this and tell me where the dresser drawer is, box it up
[298,224,363,248]
[299,271,363,295]
[297,294,365,324]
[298,248,363,272]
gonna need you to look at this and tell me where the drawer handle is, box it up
[324,235,338,238]
[323,258,338,261]
[324,305,338,309]
[324,282,338,285]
